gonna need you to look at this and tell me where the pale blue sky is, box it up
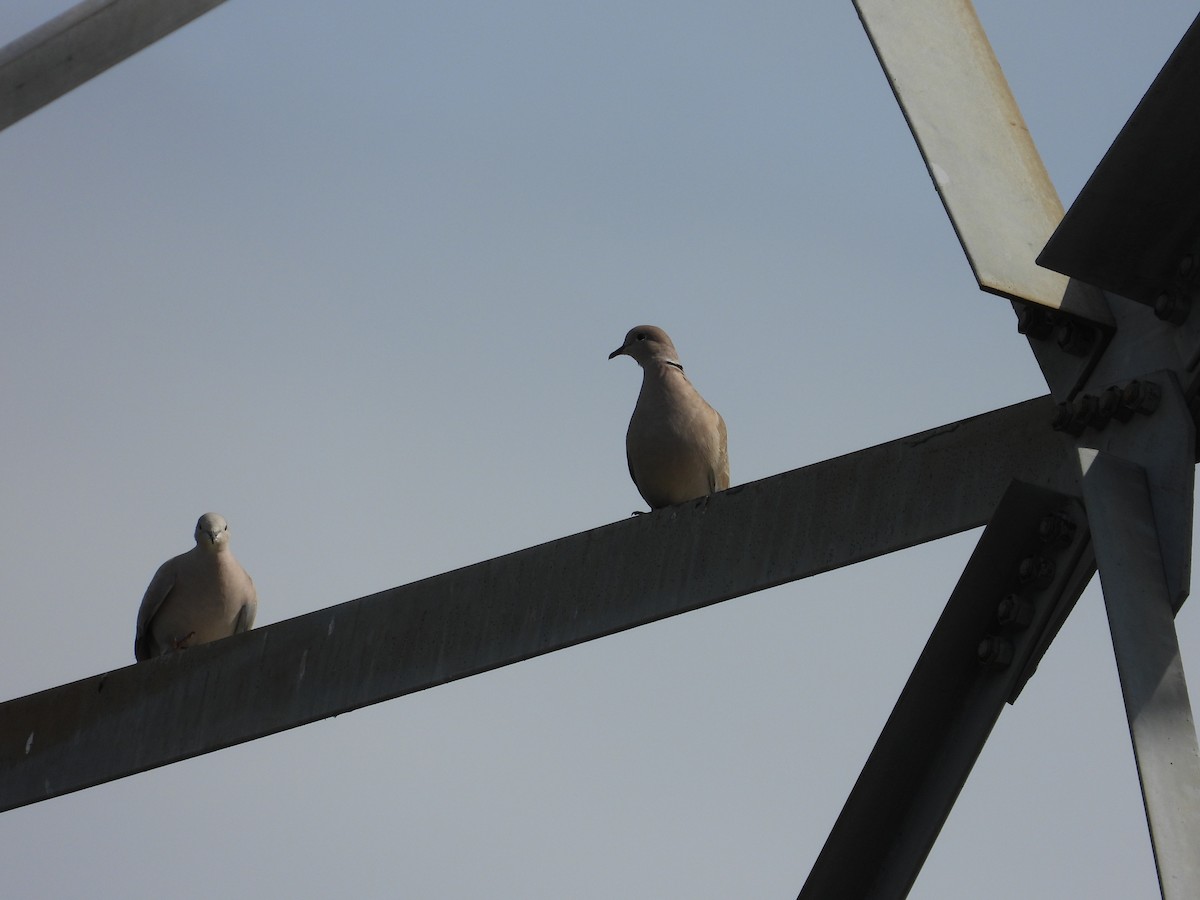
[1,2,1197,897]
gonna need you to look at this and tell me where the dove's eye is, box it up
[635,332,647,341]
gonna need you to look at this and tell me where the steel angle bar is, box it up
[1038,15,1200,310]
[1079,449,1200,900]
[0,0,229,133]
[799,480,1091,900]
[0,397,1076,814]
[852,0,1111,326]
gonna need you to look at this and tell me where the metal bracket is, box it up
[1075,371,1195,611]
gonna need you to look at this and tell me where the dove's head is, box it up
[608,325,680,368]
[194,512,231,552]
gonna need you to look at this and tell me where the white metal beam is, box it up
[0,0,228,133]
[853,0,1111,326]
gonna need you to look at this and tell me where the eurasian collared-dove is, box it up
[134,512,258,662]
[609,325,730,510]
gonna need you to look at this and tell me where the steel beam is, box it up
[1038,15,1200,309]
[1081,450,1200,900]
[0,396,1075,813]
[798,480,1092,900]
[852,0,1111,327]
[0,0,228,133]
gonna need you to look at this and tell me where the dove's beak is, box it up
[608,345,628,360]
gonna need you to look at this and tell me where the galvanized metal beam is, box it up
[0,0,228,133]
[798,480,1093,900]
[0,396,1075,814]
[1081,449,1200,900]
[852,0,1111,327]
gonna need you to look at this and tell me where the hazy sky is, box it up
[2,2,1198,898]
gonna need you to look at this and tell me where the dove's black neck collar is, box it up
[662,359,684,372]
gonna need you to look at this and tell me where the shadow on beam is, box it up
[0,396,1076,813]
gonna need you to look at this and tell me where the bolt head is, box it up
[1082,393,1111,429]
[1108,385,1135,422]
[1051,403,1079,433]
[1066,395,1099,433]
[1098,387,1121,416]
[1018,556,1055,590]
[997,594,1034,629]
[978,636,1014,669]
[1122,380,1161,416]
[1038,513,1077,547]
[1155,289,1190,324]
[1017,305,1055,340]
[1054,320,1096,356]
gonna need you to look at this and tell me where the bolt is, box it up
[1017,305,1055,340]
[1084,392,1113,429]
[1106,384,1134,422]
[978,636,1014,669]
[1121,380,1161,416]
[1018,556,1055,590]
[1154,288,1190,324]
[997,594,1034,629]
[1038,512,1077,548]
[1051,402,1083,434]
[1054,319,1097,356]
[1072,394,1099,431]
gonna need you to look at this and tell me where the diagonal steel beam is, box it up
[1081,449,1200,900]
[851,0,1111,328]
[798,480,1093,900]
[0,0,228,133]
[0,396,1076,814]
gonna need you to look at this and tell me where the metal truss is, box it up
[3,2,1198,897]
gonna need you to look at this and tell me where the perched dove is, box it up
[609,325,730,509]
[134,512,258,662]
